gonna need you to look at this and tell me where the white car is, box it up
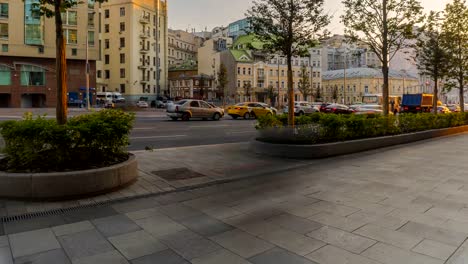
[284,101,319,115]
[136,101,149,108]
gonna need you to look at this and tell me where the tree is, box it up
[199,75,205,99]
[298,65,312,101]
[332,85,338,103]
[244,82,252,101]
[32,0,106,124]
[247,0,330,126]
[415,12,449,114]
[442,0,468,111]
[217,63,228,106]
[342,0,424,115]
[315,85,322,101]
[266,85,278,106]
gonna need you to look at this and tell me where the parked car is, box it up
[324,104,353,114]
[284,101,319,116]
[447,104,461,112]
[437,106,451,114]
[319,103,332,112]
[164,100,174,108]
[166,99,224,121]
[152,100,165,108]
[136,101,149,108]
[258,103,278,115]
[226,102,275,119]
[352,104,393,115]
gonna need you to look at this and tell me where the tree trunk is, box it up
[433,77,438,114]
[55,1,68,125]
[287,54,294,127]
[382,0,389,116]
[460,73,465,112]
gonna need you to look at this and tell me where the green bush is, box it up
[256,112,468,144]
[0,110,135,173]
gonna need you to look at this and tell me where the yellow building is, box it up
[321,68,420,104]
[168,29,203,67]
[96,0,168,103]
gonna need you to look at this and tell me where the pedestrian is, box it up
[393,107,398,115]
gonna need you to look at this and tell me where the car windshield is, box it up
[175,100,187,105]
[235,103,245,106]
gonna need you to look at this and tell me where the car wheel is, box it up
[299,111,305,116]
[181,113,190,121]
[232,116,238,120]
[213,113,221,121]
[243,112,250,119]
[266,112,272,116]
[170,117,178,121]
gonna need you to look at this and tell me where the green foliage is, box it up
[298,65,312,100]
[0,110,135,173]
[256,113,467,144]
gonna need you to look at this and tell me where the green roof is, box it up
[230,49,253,62]
[232,34,264,51]
[168,60,198,71]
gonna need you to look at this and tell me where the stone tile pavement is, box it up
[2,134,468,262]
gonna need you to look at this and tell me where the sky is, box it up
[168,0,451,34]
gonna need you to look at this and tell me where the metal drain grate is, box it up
[152,167,206,181]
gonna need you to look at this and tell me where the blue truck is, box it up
[401,93,434,113]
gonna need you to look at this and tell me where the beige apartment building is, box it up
[96,0,168,103]
[0,0,98,107]
[321,68,419,104]
[168,29,203,67]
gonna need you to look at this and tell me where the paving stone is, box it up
[412,239,457,260]
[266,213,322,235]
[308,201,360,217]
[159,203,203,221]
[354,224,423,249]
[179,213,234,237]
[4,215,66,234]
[125,208,162,221]
[235,220,284,237]
[446,238,468,264]
[259,228,326,256]
[160,229,221,260]
[130,249,189,264]
[305,245,379,264]
[0,236,9,248]
[210,229,274,258]
[73,250,129,264]
[0,246,12,264]
[248,247,318,264]
[308,212,367,232]
[134,214,186,237]
[62,206,119,223]
[202,205,243,220]
[14,248,70,264]
[52,221,94,237]
[9,228,61,258]
[92,214,141,237]
[191,249,251,264]
[58,229,114,261]
[111,198,160,213]
[347,211,408,230]
[275,202,321,218]
[308,226,376,254]
[398,221,467,246]
[108,230,167,260]
[362,242,442,264]
[387,209,447,227]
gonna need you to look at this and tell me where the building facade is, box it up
[96,0,168,103]
[0,0,98,107]
[227,18,250,40]
[321,68,419,104]
[168,29,203,67]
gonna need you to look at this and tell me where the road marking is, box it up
[131,135,188,139]
[229,131,256,134]
[189,125,230,128]
[133,127,156,130]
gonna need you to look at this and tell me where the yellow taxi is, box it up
[227,102,276,119]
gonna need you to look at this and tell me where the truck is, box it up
[400,93,434,113]
[362,94,401,113]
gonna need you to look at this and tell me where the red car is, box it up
[324,104,354,114]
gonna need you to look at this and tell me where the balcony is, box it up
[139,32,148,39]
[138,64,149,69]
[139,15,150,24]
[140,48,149,54]
[140,79,150,84]
[257,74,265,81]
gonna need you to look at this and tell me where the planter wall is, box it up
[251,125,468,159]
[0,154,138,199]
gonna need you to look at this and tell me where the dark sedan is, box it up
[324,104,354,114]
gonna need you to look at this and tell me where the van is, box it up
[112,92,126,103]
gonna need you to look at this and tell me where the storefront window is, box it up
[20,65,45,86]
[0,65,11,85]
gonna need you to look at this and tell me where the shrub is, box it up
[0,110,135,173]
[256,112,467,144]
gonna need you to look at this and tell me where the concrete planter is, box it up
[0,154,138,199]
[251,125,468,159]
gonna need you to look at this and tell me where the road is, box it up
[130,116,257,150]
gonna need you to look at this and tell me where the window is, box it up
[237,67,240,74]
[0,3,8,19]
[1,44,7,52]
[105,70,110,79]
[120,22,125,32]
[71,48,77,56]
[248,68,251,75]
[0,65,11,85]
[20,65,45,86]
[120,54,125,64]
[120,84,125,93]
[87,0,95,9]
[120,68,125,78]
[0,23,7,39]
[120,38,125,48]
[88,31,95,46]
[97,70,101,78]
[120,7,125,17]
[65,29,77,44]
[62,11,77,26]
[281,70,285,77]
[24,0,43,45]
[104,55,110,64]
[37,45,45,54]
[242,68,245,75]
[88,12,95,27]
[105,39,109,49]
[104,9,109,18]
[104,24,109,33]
[237,80,241,88]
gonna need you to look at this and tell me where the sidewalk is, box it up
[1,134,468,263]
